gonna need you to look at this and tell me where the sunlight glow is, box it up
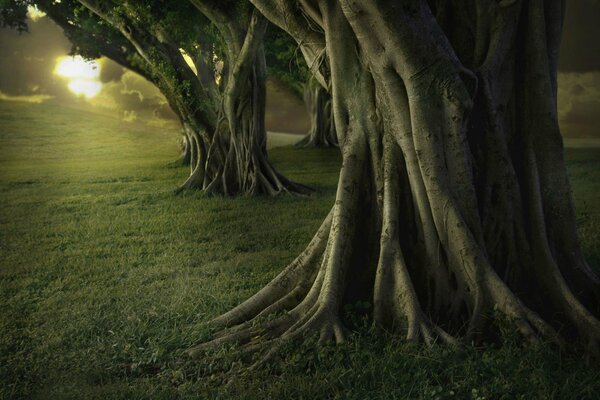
[179,49,198,76]
[0,92,53,103]
[27,6,46,21]
[55,56,100,79]
[55,56,102,98]
[67,80,102,98]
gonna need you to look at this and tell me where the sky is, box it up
[0,2,599,137]
[0,10,177,127]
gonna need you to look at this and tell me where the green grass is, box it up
[0,100,599,399]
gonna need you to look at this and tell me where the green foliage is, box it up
[24,0,141,71]
[265,23,310,97]
[0,0,28,31]
[155,0,214,55]
[0,101,599,399]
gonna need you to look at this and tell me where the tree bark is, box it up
[189,0,600,361]
[296,76,338,148]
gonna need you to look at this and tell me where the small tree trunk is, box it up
[167,132,192,167]
[296,77,338,148]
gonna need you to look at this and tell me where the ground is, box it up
[0,100,599,399]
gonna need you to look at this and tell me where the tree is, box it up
[74,0,233,192]
[38,0,307,196]
[36,0,196,163]
[189,0,600,361]
[0,0,28,31]
[4,0,216,168]
[181,0,311,195]
[265,24,337,148]
[296,75,337,148]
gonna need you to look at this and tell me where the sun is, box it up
[67,80,102,98]
[55,56,100,79]
[54,56,102,98]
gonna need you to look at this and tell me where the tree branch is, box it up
[250,0,329,88]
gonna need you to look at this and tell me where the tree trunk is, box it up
[189,0,600,360]
[166,132,192,167]
[296,77,338,148]
[181,11,311,195]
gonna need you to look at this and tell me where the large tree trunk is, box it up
[296,77,338,148]
[189,0,600,360]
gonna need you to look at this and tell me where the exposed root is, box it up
[208,210,332,329]
[186,134,365,362]
[406,312,460,347]
[174,154,313,196]
[295,133,338,149]
[257,310,348,365]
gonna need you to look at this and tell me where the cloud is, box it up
[0,17,71,98]
[122,110,138,122]
[89,70,177,124]
[99,60,125,83]
[153,103,177,121]
[0,92,54,103]
[558,72,600,137]
[0,15,176,125]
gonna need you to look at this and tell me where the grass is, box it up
[0,100,599,399]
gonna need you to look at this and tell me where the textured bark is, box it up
[189,0,600,361]
[296,77,338,148]
[168,132,192,167]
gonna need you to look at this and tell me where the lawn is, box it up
[1,100,599,399]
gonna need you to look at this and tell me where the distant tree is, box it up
[181,0,310,194]
[189,0,600,362]
[296,76,337,148]
[265,25,337,148]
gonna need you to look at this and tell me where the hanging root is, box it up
[175,165,206,194]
